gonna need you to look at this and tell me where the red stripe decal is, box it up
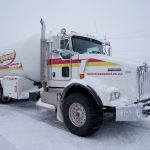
[47,58,104,65]
[0,63,22,69]
[87,58,104,63]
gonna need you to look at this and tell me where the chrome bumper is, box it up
[116,100,150,121]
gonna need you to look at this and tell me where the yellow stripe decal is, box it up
[0,67,23,71]
[48,62,119,68]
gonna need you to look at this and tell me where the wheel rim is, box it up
[69,102,86,127]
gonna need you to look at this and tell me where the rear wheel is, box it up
[0,85,3,103]
[0,86,11,103]
[63,93,103,137]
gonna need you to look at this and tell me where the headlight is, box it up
[110,92,120,101]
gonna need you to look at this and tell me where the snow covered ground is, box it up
[0,101,150,150]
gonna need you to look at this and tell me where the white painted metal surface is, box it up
[3,76,36,99]
[0,35,40,82]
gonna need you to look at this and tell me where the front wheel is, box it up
[62,93,103,137]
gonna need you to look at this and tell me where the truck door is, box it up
[51,38,71,81]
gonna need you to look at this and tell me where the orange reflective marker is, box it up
[80,74,85,79]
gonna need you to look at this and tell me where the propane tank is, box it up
[0,35,40,82]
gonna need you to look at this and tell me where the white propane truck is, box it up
[1,19,150,136]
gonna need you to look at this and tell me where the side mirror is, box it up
[52,49,73,59]
[103,41,112,56]
[60,51,72,59]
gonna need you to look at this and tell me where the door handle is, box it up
[53,72,56,77]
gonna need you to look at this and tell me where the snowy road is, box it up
[0,101,150,150]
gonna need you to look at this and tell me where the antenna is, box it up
[95,21,98,37]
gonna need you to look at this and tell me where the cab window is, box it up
[60,39,69,50]
[72,36,103,54]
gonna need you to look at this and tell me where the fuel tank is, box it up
[0,35,40,82]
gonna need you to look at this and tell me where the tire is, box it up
[62,93,103,137]
[0,85,11,104]
[0,85,3,103]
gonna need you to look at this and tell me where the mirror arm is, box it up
[52,49,60,54]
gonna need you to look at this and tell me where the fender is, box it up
[61,76,120,107]
[61,82,103,107]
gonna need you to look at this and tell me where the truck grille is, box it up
[137,63,150,101]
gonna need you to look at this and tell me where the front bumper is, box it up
[116,100,150,121]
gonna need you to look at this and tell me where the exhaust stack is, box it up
[40,19,46,40]
[40,19,47,86]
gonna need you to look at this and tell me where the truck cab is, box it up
[46,31,111,87]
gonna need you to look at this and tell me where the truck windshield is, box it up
[72,36,103,54]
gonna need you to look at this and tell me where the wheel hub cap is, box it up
[69,102,86,127]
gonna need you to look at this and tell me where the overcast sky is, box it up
[0,0,150,63]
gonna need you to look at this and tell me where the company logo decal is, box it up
[87,72,123,76]
[0,49,23,71]
[0,49,16,67]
